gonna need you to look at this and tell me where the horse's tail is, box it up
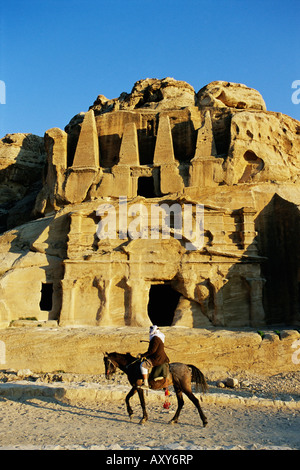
[187,364,208,394]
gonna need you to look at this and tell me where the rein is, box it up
[105,357,116,377]
[125,357,141,369]
[105,354,140,376]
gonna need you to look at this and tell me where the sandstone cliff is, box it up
[0,78,300,330]
[0,133,46,233]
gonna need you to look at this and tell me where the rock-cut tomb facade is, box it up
[1,78,300,329]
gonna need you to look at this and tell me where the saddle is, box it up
[148,363,169,390]
[127,359,169,390]
[149,363,169,382]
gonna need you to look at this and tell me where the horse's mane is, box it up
[108,351,136,363]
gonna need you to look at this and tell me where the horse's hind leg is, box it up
[169,384,184,425]
[125,387,137,420]
[184,388,208,427]
[137,388,148,424]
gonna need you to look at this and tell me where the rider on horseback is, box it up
[139,325,170,389]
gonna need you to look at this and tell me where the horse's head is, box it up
[103,352,118,379]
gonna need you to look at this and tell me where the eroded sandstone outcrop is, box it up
[197,81,267,110]
[0,133,46,232]
[0,78,300,329]
[89,77,197,114]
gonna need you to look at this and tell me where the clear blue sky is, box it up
[0,0,299,138]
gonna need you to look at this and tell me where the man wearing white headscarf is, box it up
[139,325,170,388]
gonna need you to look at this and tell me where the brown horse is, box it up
[104,352,208,426]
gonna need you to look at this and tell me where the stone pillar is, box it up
[189,111,218,188]
[194,111,217,158]
[153,114,175,165]
[209,212,226,249]
[160,163,184,194]
[64,167,98,203]
[119,121,139,166]
[45,127,68,169]
[126,254,150,326]
[59,278,78,326]
[64,110,100,204]
[245,277,266,327]
[196,276,226,326]
[67,211,83,258]
[72,109,100,168]
[154,114,183,194]
[240,207,258,254]
[189,159,216,188]
[94,276,112,325]
[126,278,151,327]
[43,127,68,210]
[111,165,132,197]
[210,277,226,326]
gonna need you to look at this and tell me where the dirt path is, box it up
[0,369,299,451]
[0,395,299,450]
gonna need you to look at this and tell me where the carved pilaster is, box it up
[119,122,139,166]
[72,110,99,168]
[94,276,112,325]
[67,212,83,258]
[126,278,151,326]
[245,277,266,326]
[59,279,78,326]
[189,111,218,188]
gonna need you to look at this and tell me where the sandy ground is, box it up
[0,370,300,451]
[0,397,299,451]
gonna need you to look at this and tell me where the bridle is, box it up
[104,356,117,378]
[104,353,141,378]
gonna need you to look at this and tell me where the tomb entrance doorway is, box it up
[147,283,181,326]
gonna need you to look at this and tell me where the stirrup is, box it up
[139,381,149,389]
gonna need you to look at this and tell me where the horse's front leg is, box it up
[125,387,137,420]
[137,388,148,424]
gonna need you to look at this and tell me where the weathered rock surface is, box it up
[0,77,300,332]
[0,326,299,377]
[89,77,196,115]
[225,110,300,185]
[197,81,267,110]
[0,133,46,232]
